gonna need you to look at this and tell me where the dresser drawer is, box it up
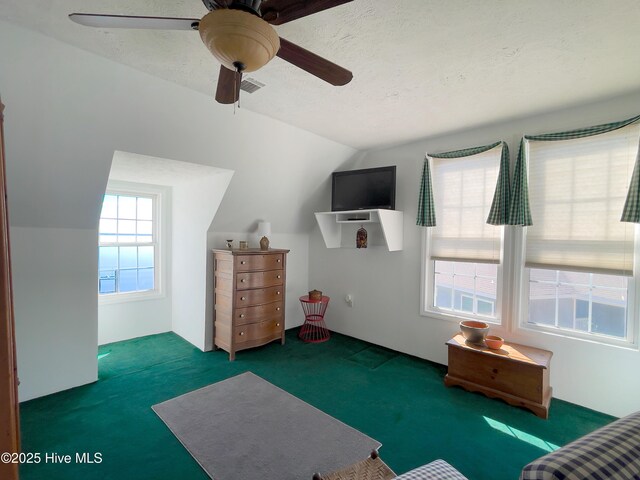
[235,286,283,307]
[236,270,283,290]
[235,302,283,326]
[235,254,284,272]
[235,319,283,344]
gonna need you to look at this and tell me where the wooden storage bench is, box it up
[445,334,553,419]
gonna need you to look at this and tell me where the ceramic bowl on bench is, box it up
[485,335,504,350]
[459,320,490,345]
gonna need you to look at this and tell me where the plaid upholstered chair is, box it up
[520,410,640,480]
[313,410,640,479]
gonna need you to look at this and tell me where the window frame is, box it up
[422,216,639,349]
[420,148,509,326]
[98,184,163,304]
[515,228,639,349]
[419,132,640,350]
[512,135,640,348]
[421,225,508,327]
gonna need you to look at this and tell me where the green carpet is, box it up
[347,345,398,369]
[19,330,614,480]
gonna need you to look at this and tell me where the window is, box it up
[520,124,640,343]
[528,269,628,339]
[434,260,498,318]
[421,122,640,348]
[424,146,504,323]
[98,192,159,297]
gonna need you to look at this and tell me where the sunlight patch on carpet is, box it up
[484,416,560,452]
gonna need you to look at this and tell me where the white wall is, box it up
[310,90,640,417]
[0,21,355,400]
[98,181,173,346]
[99,295,172,346]
[173,173,233,351]
[10,227,98,401]
[105,154,234,350]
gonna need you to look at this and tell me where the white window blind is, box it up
[525,124,640,275]
[430,146,502,263]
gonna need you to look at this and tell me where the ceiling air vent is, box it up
[240,77,265,94]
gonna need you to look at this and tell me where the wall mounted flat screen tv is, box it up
[331,166,396,211]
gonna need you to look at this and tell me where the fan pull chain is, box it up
[233,71,237,115]
[232,61,245,115]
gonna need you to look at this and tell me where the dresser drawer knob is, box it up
[241,296,246,301]
[239,331,244,336]
[277,259,281,263]
[239,314,245,318]
[276,323,280,327]
[276,307,281,311]
[277,275,281,279]
[276,291,281,295]
[240,279,245,283]
[240,261,246,265]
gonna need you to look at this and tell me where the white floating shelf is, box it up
[314,209,404,251]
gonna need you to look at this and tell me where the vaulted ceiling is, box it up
[1,0,639,149]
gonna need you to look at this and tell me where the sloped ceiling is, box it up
[0,21,356,231]
[1,0,639,150]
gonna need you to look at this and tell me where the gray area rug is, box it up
[152,372,381,480]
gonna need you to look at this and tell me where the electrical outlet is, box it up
[345,294,354,307]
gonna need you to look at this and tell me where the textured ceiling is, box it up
[1,0,639,150]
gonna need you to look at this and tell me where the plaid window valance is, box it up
[508,114,640,225]
[416,141,510,227]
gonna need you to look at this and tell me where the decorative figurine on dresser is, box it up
[212,248,289,360]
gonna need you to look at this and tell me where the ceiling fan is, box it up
[69,0,354,104]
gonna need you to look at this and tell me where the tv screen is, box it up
[331,166,396,211]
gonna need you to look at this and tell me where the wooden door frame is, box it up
[0,99,20,480]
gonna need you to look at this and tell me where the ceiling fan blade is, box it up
[69,13,200,30]
[201,0,227,10]
[277,37,352,86]
[260,0,353,25]
[215,65,242,104]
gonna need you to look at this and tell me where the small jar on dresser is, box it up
[212,248,289,361]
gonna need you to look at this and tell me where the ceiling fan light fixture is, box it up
[199,9,280,73]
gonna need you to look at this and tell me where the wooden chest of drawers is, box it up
[445,334,553,418]
[213,248,289,361]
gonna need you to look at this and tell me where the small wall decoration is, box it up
[356,225,368,248]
